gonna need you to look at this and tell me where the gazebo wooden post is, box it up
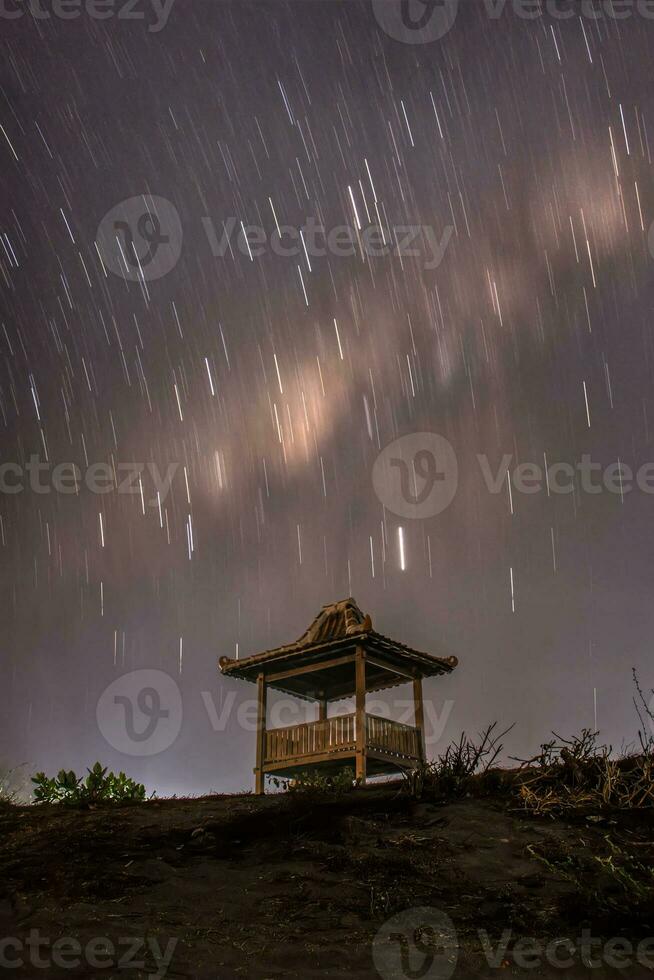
[354,647,367,785]
[413,675,426,763]
[317,696,327,722]
[254,671,267,795]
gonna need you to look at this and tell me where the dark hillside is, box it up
[1,782,653,978]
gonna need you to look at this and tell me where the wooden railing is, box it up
[265,713,356,763]
[264,712,420,764]
[365,713,421,760]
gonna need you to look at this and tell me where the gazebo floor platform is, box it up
[261,749,419,781]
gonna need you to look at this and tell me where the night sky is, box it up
[2,0,654,795]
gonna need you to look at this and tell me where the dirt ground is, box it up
[1,784,653,979]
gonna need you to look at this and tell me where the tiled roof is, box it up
[219,598,457,678]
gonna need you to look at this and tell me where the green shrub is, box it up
[31,762,149,805]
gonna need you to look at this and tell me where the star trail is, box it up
[2,0,654,793]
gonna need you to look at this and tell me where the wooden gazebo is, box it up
[219,598,458,793]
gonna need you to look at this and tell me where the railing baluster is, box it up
[264,711,387,762]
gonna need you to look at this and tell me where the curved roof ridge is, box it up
[295,597,369,646]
